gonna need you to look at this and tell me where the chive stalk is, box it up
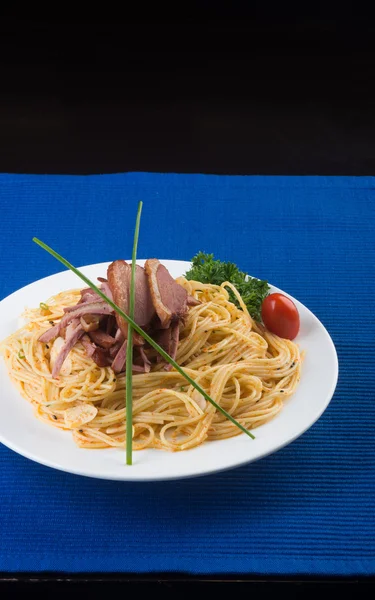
[126,201,142,465]
[32,237,255,441]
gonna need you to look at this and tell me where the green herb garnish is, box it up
[32,238,255,443]
[18,350,25,359]
[40,302,49,311]
[126,201,142,465]
[185,252,269,321]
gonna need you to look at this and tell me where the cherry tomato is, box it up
[261,293,300,340]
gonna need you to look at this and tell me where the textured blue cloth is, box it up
[0,173,374,575]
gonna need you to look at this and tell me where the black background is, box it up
[1,12,375,176]
[1,8,375,596]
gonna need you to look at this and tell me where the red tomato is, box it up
[261,293,300,340]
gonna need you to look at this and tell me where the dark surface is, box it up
[1,576,375,597]
[1,17,375,592]
[0,19,375,176]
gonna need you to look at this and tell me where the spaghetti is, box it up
[0,278,302,451]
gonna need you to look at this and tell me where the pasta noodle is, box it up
[0,278,302,451]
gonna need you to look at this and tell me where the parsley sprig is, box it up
[185,252,269,321]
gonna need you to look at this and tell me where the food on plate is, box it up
[1,256,302,452]
[261,293,300,340]
[185,252,270,322]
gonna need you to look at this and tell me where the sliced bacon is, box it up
[39,323,60,343]
[100,281,113,302]
[154,321,179,371]
[106,315,116,335]
[132,364,147,373]
[139,346,151,373]
[81,335,111,367]
[63,297,111,315]
[144,259,188,328]
[39,258,192,374]
[111,339,127,373]
[115,327,125,343]
[88,330,117,349]
[108,260,134,343]
[111,340,152,374]
[81,334,96,357]
[169,322,179,361]
[80,288,101,304]
[41,302,112,343]
[187,295,201,306]
[60,301,113,329]
[109,341,122,358]
[64,292,100,313]
[107,260,154,345]
[91,347,111,367]
[51,320,84,378]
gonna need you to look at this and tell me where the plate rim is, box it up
[0,260,339,481]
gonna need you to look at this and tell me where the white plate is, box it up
[0,260,338,481]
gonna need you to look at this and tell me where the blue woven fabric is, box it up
[0,173,374,575]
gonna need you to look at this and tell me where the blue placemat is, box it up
[0,173,374,575]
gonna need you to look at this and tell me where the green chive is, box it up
[18,350,25,359]
[126,201,142,465]
[32,237,255,441]
[40,302,49,310]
